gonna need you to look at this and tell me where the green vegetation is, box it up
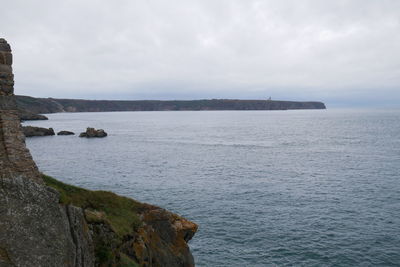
[119,253,140,267]
[95,244,114,265]
[42,174,141,237]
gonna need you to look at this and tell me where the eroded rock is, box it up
[0,38,42,183]
[22,126,55,137]
[19,110,48,121]
[129,204,198,267]
[79,127,107,138]
[0,39,13,97]
[0,38,81,266]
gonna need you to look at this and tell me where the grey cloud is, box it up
[2,0,400,106]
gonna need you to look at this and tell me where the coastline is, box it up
[0,38,197,267]
[16,95,326,115]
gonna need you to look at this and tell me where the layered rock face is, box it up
[0,38,197,267]
[0,38,93,267]
[0,38,42,183]
[0,39,14,96]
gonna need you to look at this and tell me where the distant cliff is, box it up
[16,95,326,114]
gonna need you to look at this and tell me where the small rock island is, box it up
[79,127,107,138]
[57,130,75,136]
[22,126,55,137]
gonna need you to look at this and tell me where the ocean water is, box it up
[24,109,400,267]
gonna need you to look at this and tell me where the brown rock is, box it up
[0,39,13,97]
[22,126,55,137]
[128,204,198,267]
[0,39,41,182]
[79,127,107,138]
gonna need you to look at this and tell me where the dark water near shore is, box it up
[25,109,400,266]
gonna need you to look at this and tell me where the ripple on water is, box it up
[25,109,400,266]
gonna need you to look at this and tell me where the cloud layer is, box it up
[3,0,400,106]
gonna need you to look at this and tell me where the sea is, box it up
[24,109,400,267]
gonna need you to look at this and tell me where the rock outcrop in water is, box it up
[79,127,107,138]
[22,126,55,137]
[18,110,48,121]
[0,38,197,266]
[58,130,75,135]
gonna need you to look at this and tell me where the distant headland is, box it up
[16,95,326,114]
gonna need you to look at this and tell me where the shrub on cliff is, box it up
[42,174,141,237]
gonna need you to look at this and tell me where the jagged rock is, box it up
[0,38,14,97]
[22,126,55,137]
[0,39,85,267]
[79,127,107,138]
[64,205,95,267]
[93,205,198,267]
[128,204,198,267]
[58,130,75,135]
[0,38,95,267]
[0,38,42,183]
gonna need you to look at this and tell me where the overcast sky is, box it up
[3,0,400,106]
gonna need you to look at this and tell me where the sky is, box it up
[2,0,400,107]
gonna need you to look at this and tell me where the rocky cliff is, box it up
[0,38,197,267]
[16,95,326,114]
[0,39,42,183]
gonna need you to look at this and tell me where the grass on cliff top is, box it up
[42,174,141,237]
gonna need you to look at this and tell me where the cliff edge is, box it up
[0,38,197,267]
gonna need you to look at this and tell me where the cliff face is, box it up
[0,39,42,183]
[16,95,326,114]
[0,38,84,266]
[0,38,197,267]
[0,177,93,266]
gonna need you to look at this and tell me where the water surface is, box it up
[25,109,400,266]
